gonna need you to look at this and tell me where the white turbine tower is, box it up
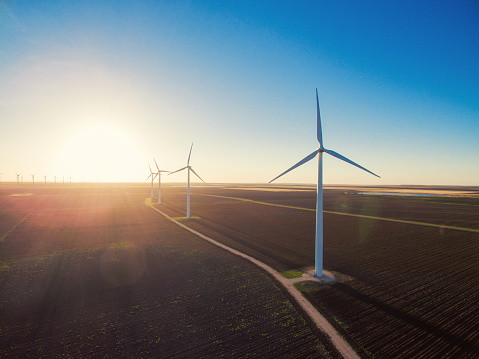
[44,175,47,184]
[269,89,380,277]
[169,143,205,219]
[31,174,35,184]
[16,172,21,187]
[153,158,169,204]
[146,164,157,199]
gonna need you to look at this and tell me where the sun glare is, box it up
[54,124,146,182]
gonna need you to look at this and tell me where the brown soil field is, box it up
[157,184,479,358]
[0,184,339,358]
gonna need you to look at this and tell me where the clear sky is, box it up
[1,0,478,185]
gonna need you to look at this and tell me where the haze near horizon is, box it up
[1,1,478,185]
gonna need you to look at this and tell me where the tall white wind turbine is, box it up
[146,164,158,199]
[31,174,35,184]
[269,89,380,277]
[16,172,21,187]
[169,143,205,219]
[153,158,169,204]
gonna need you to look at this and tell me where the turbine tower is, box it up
[146,164,158,199]
[169,143,205,218]
[44,175,47,184]
[31,174,35,184]
[16,172,21,187]
[269,89,380,277]
[153,158,170,204]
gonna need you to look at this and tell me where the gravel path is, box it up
[148,201,360,359]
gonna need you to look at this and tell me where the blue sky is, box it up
[1,0,478,185]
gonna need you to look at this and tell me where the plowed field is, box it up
[0,184,338,358]
[157,185,479,358]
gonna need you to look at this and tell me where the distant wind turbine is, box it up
[169,143,205,218]
[54,175,57,184]
[15,172,21,187]
[44,175,47,184]
[269,89,380,277]
[31,174,35,184]
[153,158,170,204]
[146,163,158,199]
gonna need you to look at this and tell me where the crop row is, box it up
[0,190,337,358]
[159,187,479,358]
[307,214,479,357]
[0,244,335,358]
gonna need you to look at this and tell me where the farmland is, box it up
[157,184,479,358]
[0,184,338,358]
[2,182,479,358]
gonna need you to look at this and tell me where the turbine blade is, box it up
[168,166,188,175]
[148,163,153,174]
[316,89,322,146]
[146,173,152,181]
[190,167,205,183]
[154,158,160,172]
[187,143,193,165]
[324,149,380,178]
[269,149,319,183]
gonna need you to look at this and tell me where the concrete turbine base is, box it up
[289,268,352,285]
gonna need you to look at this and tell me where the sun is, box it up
[54,124,146,182]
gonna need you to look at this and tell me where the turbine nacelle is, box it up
[269,88,380,277]
[270,89,380,183]
[169,142,205,219]
[154,158,170,175]
[146,163,158,181]
[151,158,169,205]
[168,143,205,183]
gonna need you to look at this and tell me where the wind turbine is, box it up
[31,174,35,184]
[269,89,380,277]
[169,143,205,219]
[153,158,170,204]
[44,175,47,184]
[16,172,21,187]
[146,163,158,199]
